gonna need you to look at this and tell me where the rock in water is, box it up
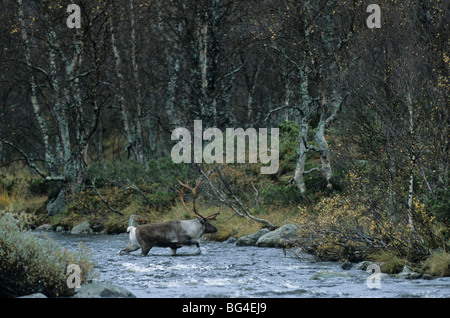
[73,282,136,298]
[355,261,373,271]
[394,265,422,279]
[341,262,352,270]
[128,214,142,227]
[310,270,351,280]
[36,224,52,232]
[236,228,270,246]
[71,221,93,234]
[18,293,47,298]
[256,224,299,248]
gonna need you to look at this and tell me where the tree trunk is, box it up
[315,115,332,188]
[17,0,53,171]
[294,117,309,193]
[129,0,148,167]
[406,91,415,230]
[109,16,143,163]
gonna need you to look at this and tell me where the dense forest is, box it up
[0,0,449,278]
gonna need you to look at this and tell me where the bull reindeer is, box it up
[119,180,218,256]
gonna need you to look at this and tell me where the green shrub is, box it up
[88,158,190,188]
[261,183,303,206]
[369,250,412,274]
[422,188,450,221]
[424,251,450,277]
[0,212,95,297]
[146,188,176,210]
[104,214,127,234]
[87,159,190,211]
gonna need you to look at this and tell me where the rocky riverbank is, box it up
[19,281,136,298]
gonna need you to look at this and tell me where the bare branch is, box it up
[303,167,320,175]
[264,104,292,122]
[0,138,65,181]
[91,179,124,216]
[199,165,277,229]
[217,64,244,82]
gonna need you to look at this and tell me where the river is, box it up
[43,232,450,298]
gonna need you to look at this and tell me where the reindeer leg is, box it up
[186,240,201,254]
[119,244,140,255]
[119,226,141,255]
[140,243,152,256]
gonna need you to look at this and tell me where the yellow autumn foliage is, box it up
[0,185,17,209]
[295,194,439,262]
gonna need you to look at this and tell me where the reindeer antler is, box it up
[177,180,219,220]
[178,179,202,218]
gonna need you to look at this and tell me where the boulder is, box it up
[128,214,142,227]
[310,270,351,280]
[394,265,421,279]
[224,237,237,244]
[355,261,374,271]
[341,262,353,270]
[421,274,434,280]
[46,189,66,216]
[236,228,270,246]
[92,223,105,233]
[36,224,52,232]
[18,293,47,298]
[73,281,136,298]
[71,221,93,234]
[256,224,299,248]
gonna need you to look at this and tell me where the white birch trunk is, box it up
[17,0,52,169]
[293,26,312,193]
[294,117,309,193]
[315,115,332,188]
[129,0,147,166]
[406,92,415,230]
[47,29,71,171]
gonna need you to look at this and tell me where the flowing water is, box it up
[42,232,450,298]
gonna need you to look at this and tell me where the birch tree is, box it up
[165,0,246,128]
[340,0,449,228]
[2,0,110,195]
[266,0,354,193]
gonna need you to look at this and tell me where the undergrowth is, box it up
[0,212,96,297]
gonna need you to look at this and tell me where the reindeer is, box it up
[119,180,219,256]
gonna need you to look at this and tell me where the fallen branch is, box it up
[199,165,277,230]
[0,138,65,181]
